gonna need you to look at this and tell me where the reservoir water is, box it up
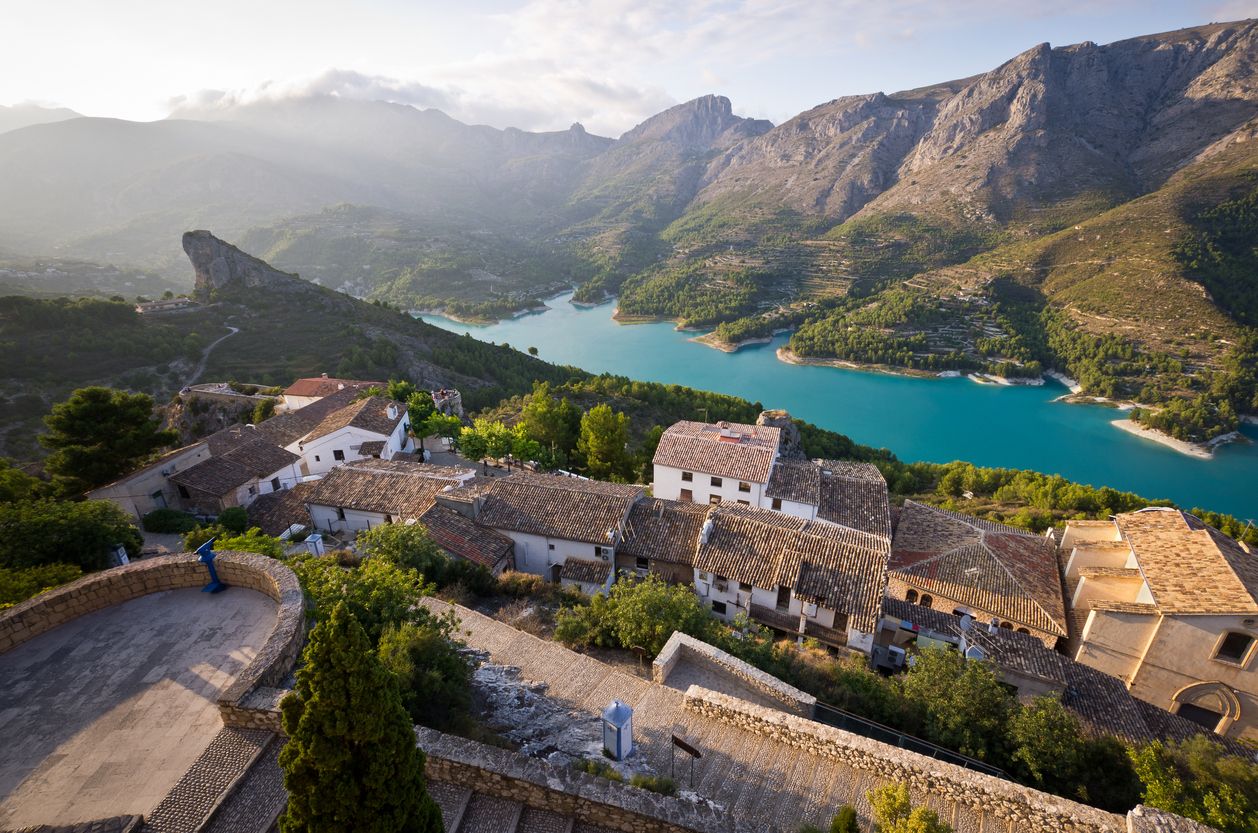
[419,292,1258,520]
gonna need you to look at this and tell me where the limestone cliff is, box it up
[182,230,301,297]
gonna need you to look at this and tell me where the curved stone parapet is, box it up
[0,552,305,732]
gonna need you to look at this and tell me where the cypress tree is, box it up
[279,601,444,833]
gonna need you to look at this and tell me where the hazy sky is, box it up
[3,0,1256,137]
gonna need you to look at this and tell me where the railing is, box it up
[749,603,847,647]
[811,702,1007,779]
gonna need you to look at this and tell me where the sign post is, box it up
[196,538,227,594]
[671,733,702,787]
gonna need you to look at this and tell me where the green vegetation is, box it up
[572,758,623,782]
[0,499,140,571]
[555,573,715,657]
[286,553,434,646]
[1131,736,1258,833]
[830,805,859,833]
[39,386,177,495]
[825,212,1001,285]
[182,525,285,559]
[356,523,497,596]
[141,508,198,534]
[577,403,633,481]
[278,601,444,833]
[629,773,678,796]
[218,506,248,534]
[0,563,82,609]
[868,782,953,833]
[377,619,473,732]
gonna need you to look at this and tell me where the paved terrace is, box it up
[0,587,277,829]
[424,599,1002,833]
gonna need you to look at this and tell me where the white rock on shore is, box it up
[1111,419,1214,460]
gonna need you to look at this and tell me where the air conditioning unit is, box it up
[160,467,174,476]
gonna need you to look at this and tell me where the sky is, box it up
[3,0,1256,137]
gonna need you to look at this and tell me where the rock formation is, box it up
[182,230,300,298]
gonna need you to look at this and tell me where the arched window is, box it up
[999,621,1013,629]
[919,594,933,608]
[1016,627,1030,635]
[905,589,918,604]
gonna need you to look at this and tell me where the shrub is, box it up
[0,499,141,571]
[378,620,472,731]
[287,553,435,646]
[141,508,198,534]
[217,506,248,534]
[553,574,716,658]
[868,782,952,833]
[831,805,859,833]
[572,759,623,782]
[629,774,677,796]
[497,570,544,597]
[0,563,82,608]
[182,525,283,558]
[1130,736,1258,833]
[331,548,362,568]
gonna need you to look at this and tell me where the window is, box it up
[1216,632,1255,663]
[708,495,721,505]
[635,557,649,571]
[271,477,281,491]
[314,455,321,462]
[594,546,605,557]
[333,449,345,461]
[919,594,933,608]
[710,476,723,488]
[737,500,750,506]
[738,481,751,493]
[680,488,693,503]
[681,471,693,482]
[177,485,191,500]
[548,543,555,551]
[906,589,918,604]
[1000,621,1013,630]
[771,498,782,511]
[1016,627,1031,635]
[336,507,346,521]
[711,601,727,615]
[248,485,257,496]
[384,514,393,524]
[149,489,167,509]
[1177,702,1224,731]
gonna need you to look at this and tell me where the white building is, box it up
[291,395,412,477]
[280,374,383,412]
[166,428,303,515]
[652,420,780,508]
[455,472,642,582]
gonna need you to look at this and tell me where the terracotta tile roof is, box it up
[1088,600,1159,615]
[168,456,255,495]
[283,376,383,398]
[1116,508,1258,614]
[418,503,514,569]
[766,459,821,504]
[1077,566,1143,579]
[299,396,405,444]
[890,501,1067,636]
[253,388,362,447]
[305,459,461,518]
[620,499,713,566]
[695,504,891,633]
[652,420,780,484]
[816,460,892,540]
[560,558,612,585]
[474,473,641,546]
[357,440,386,456]
[246,483,315,536]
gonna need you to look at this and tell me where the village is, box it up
[4,371,1257,833]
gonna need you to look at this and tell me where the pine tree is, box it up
[279,601,444,833]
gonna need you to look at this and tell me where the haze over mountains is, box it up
[2,19,1258,441]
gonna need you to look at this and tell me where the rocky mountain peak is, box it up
[183,230,301,298]
[619,94,772,150]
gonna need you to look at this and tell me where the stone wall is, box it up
[416,727,764,833]
[0,552,304,734]
[684,685,1125,833]
[653,631,817,716]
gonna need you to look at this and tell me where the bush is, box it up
[287,553,435,645]
[553,573,717,658]
[831,805,859,833]
[0,563,82,608]
[572,759,623,782]
[141,508,198,534]
[629,774,677,796]
[378,619,471,731]
[182,525,283,558]
[1130,736,1258,833]
[497,570,544,597]
[217,506,248,534]
[0,499,141,571]
[358,523,496,595]
[868,782,952,833]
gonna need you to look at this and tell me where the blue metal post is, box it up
[196,538,226,593]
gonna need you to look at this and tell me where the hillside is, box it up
[0,232,577,459]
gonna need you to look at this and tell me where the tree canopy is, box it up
[0,498,140,570]
[279,602,443,833]
[577,403,632,481]
[39,387,177,494]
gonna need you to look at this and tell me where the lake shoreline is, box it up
[1109,419,1229,460]
[693,328,793,352]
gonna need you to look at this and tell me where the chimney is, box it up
[717,421,735,438]
[700,518,715,544]
[337,383,345,391]
[987,617,999,635]
[321,372,329,378]
[387,403,399,421]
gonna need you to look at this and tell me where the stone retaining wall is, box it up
[0,552,304,734]
[653,631,816,717]
[684,686,1123,833]
[416,727,766,833]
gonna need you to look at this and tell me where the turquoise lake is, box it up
[419,292,1258,520]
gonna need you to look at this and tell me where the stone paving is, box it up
[0,587,278,829]
[425,599,1002,833]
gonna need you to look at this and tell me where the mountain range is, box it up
[1,19,1257,439]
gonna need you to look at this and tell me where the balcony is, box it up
[749,603,847,647]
